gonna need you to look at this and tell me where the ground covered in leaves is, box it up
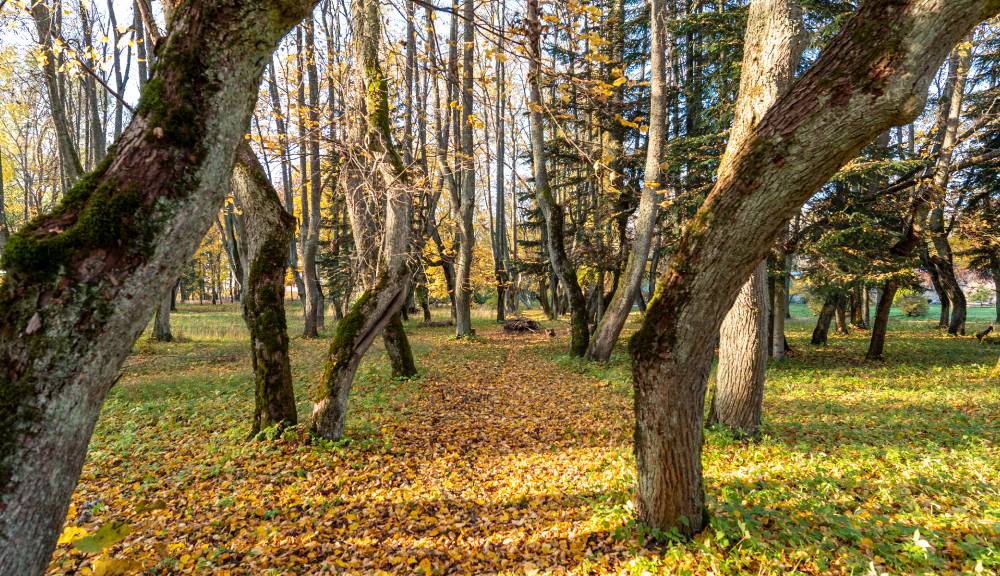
[49,304,999,575]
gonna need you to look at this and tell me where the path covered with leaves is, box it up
[49,306,999,575]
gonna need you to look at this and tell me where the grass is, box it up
[47,300,998,575]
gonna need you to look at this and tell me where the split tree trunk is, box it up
[712,0,802,435]
[587,0,669,361]
[232,146,298,437]
[0,0,315,571]
[311,0,417,440]
[629,0,996,538]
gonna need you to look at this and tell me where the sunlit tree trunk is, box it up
[630,0,995,538]
[311,0,417,439]
[587,0,669,361]
[0,0,314,570]
[232,146,298,437]
[527,0,589,356]
[454,0,476,337]
[711,0,802,436]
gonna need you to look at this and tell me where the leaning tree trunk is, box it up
[527,0,589,356]
[384,313,417,377]
[311,0,417,440]
[232,145,298,437]
[866,281,898,360]
[587,0,669,362]
[629,0,995,538]
[152,292,173,341]
[710,262,769,437]
[811,296,837,345]
[713,0,801,435]
[0,0,315,571]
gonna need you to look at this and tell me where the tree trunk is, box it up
[713,0,801,432]
[231,146,298,437]
[383,313,417,377]
[834,295,850,335]
[587,0,669,361]
[453,0,476,337]
[867,281,898,360]
[312,0,417,440]
[30,0,83,189]
[710,262,769,437]
[0,0,314,571]
[772,267,786,359]
[152,292,173,341]
[527,0,589,356]
[630,0,994,538]
[811,297,836,345]
[923,246,951,328]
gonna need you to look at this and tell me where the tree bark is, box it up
[384,313,417,377]
[0,0,314,571]
[232,146,298,437]
[713,0,802,434]
[311,0,417,439]
[711,261,769,437]
[630,0,997,539]
[587,0,669,361]
[453,0,476,337]
[527,0,589,356]
[772,266,787,359]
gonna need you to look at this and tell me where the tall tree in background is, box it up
[0,0,317,570]
[711,0,803,437]
[630,0,998,538]
[526,0,590,356]
[587,0,670,361]
[454,0,477,337]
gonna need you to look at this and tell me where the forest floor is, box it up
[48,304,999,575]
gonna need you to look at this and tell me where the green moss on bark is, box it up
[314,289,373,401]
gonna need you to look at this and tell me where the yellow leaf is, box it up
[58,526,88,545]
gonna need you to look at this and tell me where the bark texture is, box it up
[630,0,999,539]
[232,146,298,437]
[712,262,769,436]
[713,0,802,435]
[0,0,315,572]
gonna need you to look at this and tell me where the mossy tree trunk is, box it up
[0,0,315,571]
[232,145,298,437]
[527,0,589,357]
[630,0,996,539]
[311,0,419,440]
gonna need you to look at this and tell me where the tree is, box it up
[630,0,998,538]
[231,145,298,437]
[454,0,477,337]
[711,0,803,437]
[0,0,317,571]
[310,0,418,440]
[586,0,669,362]
[526,0,590,357]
